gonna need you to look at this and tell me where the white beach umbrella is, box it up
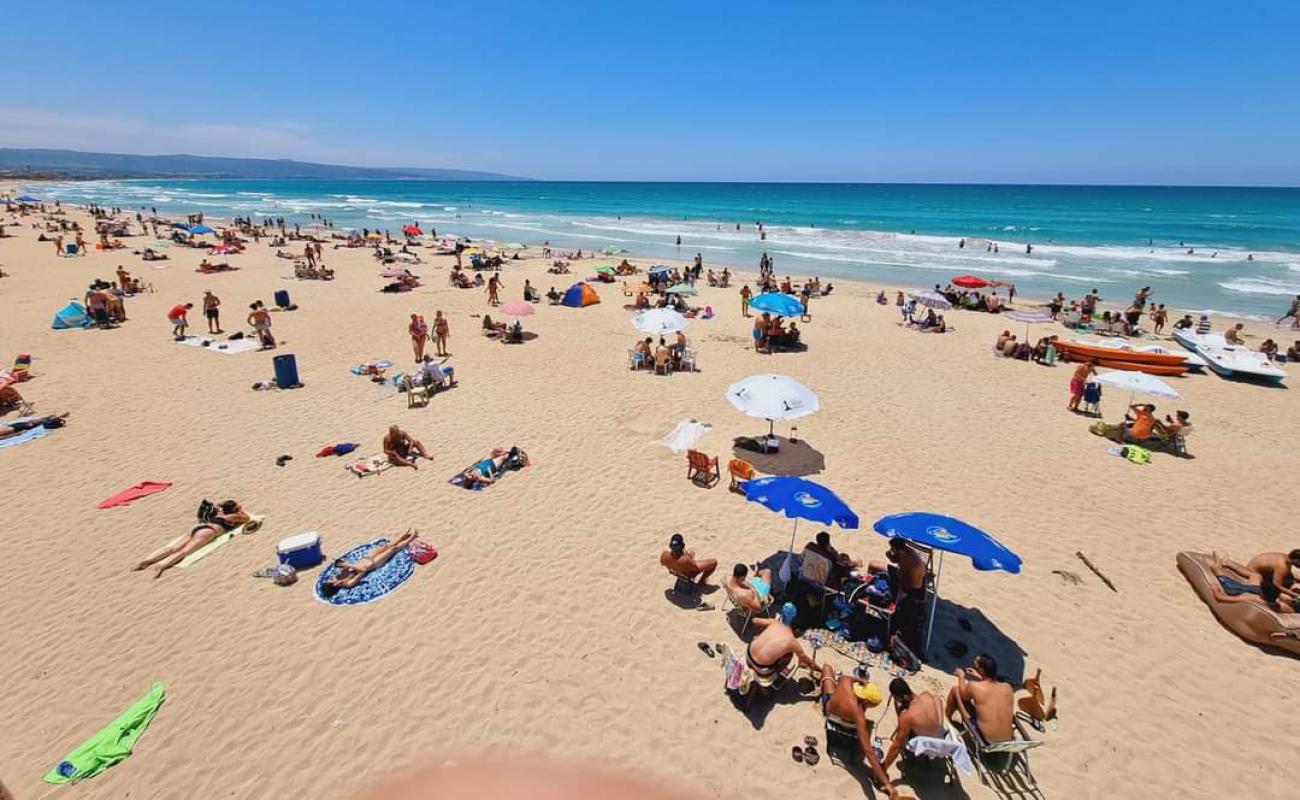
[912,291,952,310]
[632,308,690,335]
[726,374,819,438]
[1094,370,1181,408]
[1006,309,1054,338]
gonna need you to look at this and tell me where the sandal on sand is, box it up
[803,736,818,748]
[803,746,819,766]
[791,746,803,763]
[697,642,716,658]
[252,567,276,579]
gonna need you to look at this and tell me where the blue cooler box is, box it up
[277,532,323,568]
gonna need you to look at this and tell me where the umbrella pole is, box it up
[779,518,799,585]
[924,551,944,656]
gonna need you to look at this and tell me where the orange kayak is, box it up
[1089,358,1188,376]
[1055,341,1187,367]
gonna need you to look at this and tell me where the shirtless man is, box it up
[135,499,251,579]
[806,530,861,588]
[1224,323,1245,344]
[819,668,897,799]
[1219,550,1300,592]
[725,563,772,613]
[383,425,427,469]
[882,678,948,773]
[320,530,419,597]
[1068,360,1098,412]
[879,537,928,652]
[1210,576,1297,614]
[745,605,818,679]
[247,302,276,348]
[659,533,716,586]
[0,412,68,440]
[946,654,1016,744]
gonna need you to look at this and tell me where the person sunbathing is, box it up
[819,668,897,799]
[1216,550,1300,593]
[746,605,818,678]
[1210,573,1298,613]
[882,678,948,773]
[135,499,251,578]
[725,563,772,612]
[320,530,420,597]
[460,450,510,488]
[659,533,717,586]
[383,425,428,469]
[0,412,68,440]
[946,654,1016,744]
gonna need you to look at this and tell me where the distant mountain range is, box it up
[0,148,526,181]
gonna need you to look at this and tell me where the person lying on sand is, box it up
[747,605,818,678]
[0,412,68,439]
[659,533,716,586]
[320,530,419,597]
[946,654,1016,743]
[460,449,510,488]
[819,667,897,799]
[882,678,948,774]
[725,563,772,613]
[135,499,251,578]
[383,425,427,469]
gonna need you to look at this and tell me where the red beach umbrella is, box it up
[403,224,423,236]
[952,275,990,289]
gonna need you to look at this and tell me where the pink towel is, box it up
[97,481,172,509]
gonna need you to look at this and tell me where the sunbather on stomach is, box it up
[135,500,250,579]
[321,530,418,598]
[0,412,68,439]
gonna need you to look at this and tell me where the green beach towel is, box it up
[44,682,166,784]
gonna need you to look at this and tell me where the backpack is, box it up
[196,499,217,523]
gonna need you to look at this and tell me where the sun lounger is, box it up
[1177,551,1300,656]
[686,449,720,487]
[952,696,1042,792]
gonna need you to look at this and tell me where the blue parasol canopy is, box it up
[647,264,672,275]
[740,476,859,528]
[188,224,215,234]
[749,292,804,317]
[873,512,1020,573]
[16,195,40,202]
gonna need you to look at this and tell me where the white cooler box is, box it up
[277,532,323,569]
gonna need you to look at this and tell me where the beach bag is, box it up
[1123,445,1152,465]
[272,565,298,586]
[196,499,217,523]
[408,540,438,565]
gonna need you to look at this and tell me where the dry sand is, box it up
[0,198,1297,800]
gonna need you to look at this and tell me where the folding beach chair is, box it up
[953,698,1043,795]
[686,449,720,488]
[667,567,699,597]
[721,580,771,636]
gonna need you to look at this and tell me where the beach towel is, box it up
[175,335,263,355]
[348,455,392,477]
[906,732,975,776]
[144,514,265,568]
[350,360,393,376]
[655,419,712,454]
[97,481,172,509]
[43,682,166,784]
[0,424,50,450]
[315,443,359,457]
[314,537,415,606]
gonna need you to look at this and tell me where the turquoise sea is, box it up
[33,180,1300,318]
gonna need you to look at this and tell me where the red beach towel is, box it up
[97,481,173,509]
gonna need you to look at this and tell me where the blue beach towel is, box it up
[0,422,51,449]
[314,537,415,606]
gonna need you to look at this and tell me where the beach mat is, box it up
[43,682,166,784]
[144,514,265,568]
[348,455,391,477]
[0,424,50,450]
[175,335,263,354]
[314,537,415,606]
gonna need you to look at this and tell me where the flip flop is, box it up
[252,567,276,579]
[802,746,819,766]
[791,747,803,763]
[803,736,818,748]
[697,642,715,658]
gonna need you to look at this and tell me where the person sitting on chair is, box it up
[945,654,1016,744]
[747,604,818,678]
[881,678,950,773]
[320,530,419,597]
[725,563,772,613]
[659,533,716,586]
[135,499,252,579]
[383,425,427,469]
[806,530,861,588]
[417,355,456,389]
[819,667,897,799]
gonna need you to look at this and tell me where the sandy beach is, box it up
[1,193,1297,800]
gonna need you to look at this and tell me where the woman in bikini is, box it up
[135,500,251,579]
[433,310,450,356]
[321,530,419,596]
[409,313,428,363]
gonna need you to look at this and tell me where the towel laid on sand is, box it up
[655,419,712,454]
[0,424,50,450]
[175,335,263,354]
[348,454,392,476]
[97,481,172,509]
[44,682,166,784]
[145,514,265,568]
[314,537,415,606]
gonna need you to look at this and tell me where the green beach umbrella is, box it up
[666,284,698,296]
[594,265,616,275]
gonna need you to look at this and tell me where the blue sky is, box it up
[2,0,1298,184]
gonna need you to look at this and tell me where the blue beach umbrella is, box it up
[647,265,672,276]
[749,292,804,317]
[740,476,859,581]
[16,195,40,202]
[872,512,1021,652]
[188,224,215,235]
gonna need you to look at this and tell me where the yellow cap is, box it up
[853,681,883,706]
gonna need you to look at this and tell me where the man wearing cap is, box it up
[659,534,716,586]
[819,667,898,800]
